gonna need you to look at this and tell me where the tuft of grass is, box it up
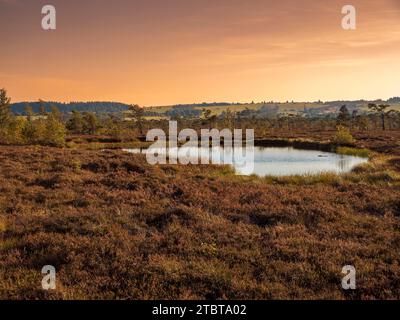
[0,218,6,233]
[66,141,78,149]
[336,147,371,158]
[216,165,236,177]
[71,160,82,172]
[0,239,18,251]
[264,172,341,186]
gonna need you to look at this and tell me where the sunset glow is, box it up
[1,0,400,105]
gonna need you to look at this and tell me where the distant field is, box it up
[356,103,400,113]
[144,102,326,117]
[193,104,263,116]
[126,101,399,120]
[124,116,169,121]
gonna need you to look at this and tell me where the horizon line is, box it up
[9,96,399,108]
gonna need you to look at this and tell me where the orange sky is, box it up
[1,0,400,106]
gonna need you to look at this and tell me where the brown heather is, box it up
[0,131,399,300]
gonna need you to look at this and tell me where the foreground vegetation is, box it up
[0,131,399,299]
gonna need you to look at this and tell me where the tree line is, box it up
[0,89,65,146]
[1,88,399,148]
[0,89,146,146]
[10,101,129,115]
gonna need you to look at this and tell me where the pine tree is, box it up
[0,88,11,126]
[39,99,47,116]
[66,110,84,133]
[337,105,350,127]
[368,103,390,131]
[24,104,34,122]
[129,104,144,136]
[22,105,37,144]
[82,112,99,134]
[43,106,66,147]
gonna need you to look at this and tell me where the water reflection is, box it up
[124,146,368,177]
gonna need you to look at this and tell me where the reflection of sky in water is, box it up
[124,147,368,177]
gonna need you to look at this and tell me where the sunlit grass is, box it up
[211,153,399,187]
[336,146,371,158]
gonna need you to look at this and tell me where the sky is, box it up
[1,0,400,106]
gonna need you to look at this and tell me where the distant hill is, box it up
[11,101,130,115]
[11,97,400,118]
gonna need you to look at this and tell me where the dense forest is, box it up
[11,101,130,115]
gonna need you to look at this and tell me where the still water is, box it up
[124,146,368,177]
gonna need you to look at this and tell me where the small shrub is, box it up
[331,126,355,146]
[43,116,66,147]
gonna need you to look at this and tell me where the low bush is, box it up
[331,126,355,146]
